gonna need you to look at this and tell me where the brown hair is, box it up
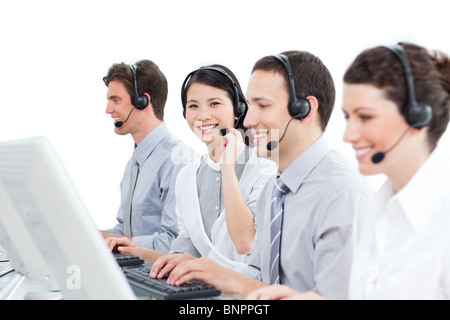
[103,60,168,120]
[252,50,336,131]
[344,42,450,149]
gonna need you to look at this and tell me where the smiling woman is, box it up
[105,64,277,279]
[185,82,236,149]
[1,0,449,234]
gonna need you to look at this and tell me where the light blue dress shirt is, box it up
[238,136,375,300]
[106,122,196,252]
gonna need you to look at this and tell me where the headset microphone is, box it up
[115,107,136,128]
[266,117,295,151]
[371,128,410,164]
[219,113,245,136]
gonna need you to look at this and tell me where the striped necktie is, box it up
[269,175,289,284]
[124,156,139,236]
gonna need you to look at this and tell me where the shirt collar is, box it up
[205,145,250,173]
[133,122,169,166]
[279,135,330,193]
[206,154,221,172]
[377,145,449,230]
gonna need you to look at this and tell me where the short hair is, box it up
[252,50,336,131]
[103,60,168,120]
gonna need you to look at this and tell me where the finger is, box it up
[167,258,203,285]
[158,260,177,279]
[167,262,198,286]
[150,255,169,278]
[105,238,117,251]
[150,255,178,279]
[117,245,135,256]
[173,272,198,286]
[228,127,242,138]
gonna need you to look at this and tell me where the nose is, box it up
[343,118,360,144]
[243,105,258,128]
[196,107,212,122]
[105,101,113,115]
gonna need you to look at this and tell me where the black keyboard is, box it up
[123,267,221,300]
[113,252,145,267]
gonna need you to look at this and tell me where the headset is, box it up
[181,66,247,120]
[384,44,432,129]
[272,54,311,120]
[129,64,149,110]
[371,44,433,164]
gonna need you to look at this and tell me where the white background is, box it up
[1,0,449,229]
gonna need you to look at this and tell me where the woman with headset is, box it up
[247,42,450,300]
[107,65,276,274]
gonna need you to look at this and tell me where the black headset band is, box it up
[181,66,245,118]
[272,54,297,107]
[129,64,139,101]
[384,44,432,129]
[128,64,149,110]
[383,45,417,107]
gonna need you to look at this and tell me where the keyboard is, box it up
[123,267,221,300]
[113,252,145,267]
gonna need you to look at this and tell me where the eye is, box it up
[359,114,373,121]
[343,113,349,121]
[187,104,198,109]
[210,101,221,107]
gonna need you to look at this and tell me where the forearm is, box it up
[225,272,269,299]
[141,249,165,264]
[221,164,255,254]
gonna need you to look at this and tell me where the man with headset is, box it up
[149,51,374,299]
[100,60,194,252]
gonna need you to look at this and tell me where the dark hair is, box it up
[103,60,168,120]
[343,42,450,150]
[181,64,249,144]
[252,50,336,131]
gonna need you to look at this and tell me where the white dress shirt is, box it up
[349,145,450,299]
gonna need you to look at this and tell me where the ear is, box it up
[302,96,319,123]
[410,126,428,137]
[144,92,151,105]
[142,92,157,117]
[141,92,153,111]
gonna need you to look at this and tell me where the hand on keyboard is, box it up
[123,267,221,300]
[105,237,144,259]
[150,253,196,280]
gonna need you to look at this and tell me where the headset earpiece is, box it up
[129,64,149,110]
[291,98,311,120]
[272,54,311,120]
[406,99,433,129]
[385,45,432,129]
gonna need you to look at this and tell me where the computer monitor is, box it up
[0,136,136,300]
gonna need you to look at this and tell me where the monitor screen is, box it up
[0,137,136,300]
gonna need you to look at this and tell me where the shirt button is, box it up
[216,176,220,182]
[215,206,219,211]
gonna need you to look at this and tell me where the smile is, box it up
[252,131,268,145]
[354,147,373,160]
[197,124,218,133]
